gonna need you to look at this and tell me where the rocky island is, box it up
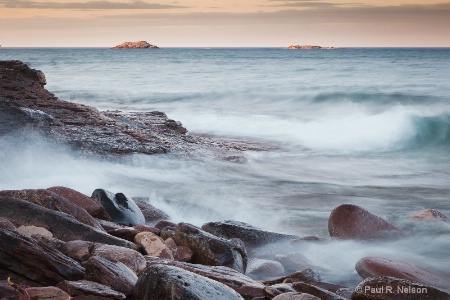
[112,41,159,49]
[287,45,337,50]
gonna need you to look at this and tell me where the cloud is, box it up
[0,0,187,9]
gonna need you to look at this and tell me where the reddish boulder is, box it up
[291,282,347,300]
[263,269,321,286]
[411,209,450,222]
[135,231,174,259]
[47,186,111,220]
[134,198,169,224]
[174,246,194,262]
[18,286,70,300]
[355,257,448,290]
[273,292,321,300]
[56,280,125,299]
[352,276,450,300]
[246,258,285,280]
[107,225,160,242]
[154,220,177,230]
[328,204,403,240]
[133,264,244,300]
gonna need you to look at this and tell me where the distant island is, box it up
[287,45,338,50]
[113,41,159,49]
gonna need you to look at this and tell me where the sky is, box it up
[0,0,449,47]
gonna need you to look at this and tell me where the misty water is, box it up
[1,48,450,288]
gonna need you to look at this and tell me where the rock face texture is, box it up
[0,60,271,157]
[113,41,159,49]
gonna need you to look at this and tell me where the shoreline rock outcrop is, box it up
[112,41,159,49]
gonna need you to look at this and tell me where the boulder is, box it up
[264,284,297,298]
[411,209,450,222]
[290,282,347,300]
[172,223,247,273]
[113,41,159,49]
[84,256,137,296]
[273,292,321,300]
[145,258,265,298]
[91,189,145,226]
[133,264,244,300]
[47,186,111,220]
[107,225,160,242]
[154,220,177,230]
[0,196,137,249]
[164,237,177,250]
[0,217,16,231]
[134,231,174,259]
[18,286,70,300]
[134,198,169,224]
[263,269,321,286]
[0,189,104,231]
[328,204,403,240]
[246,258,285,280]
[56,280,126,299]
[352,276,450,300]
[201,220,298,248]
[63,240,146,275]
[17,225,53,238]
[174,246,194,262]
[0,228,85,285]
[355,256,448,290]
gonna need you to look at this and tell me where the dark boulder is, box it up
[202,220,298,248]
[0,217,16,231]
[47,186,111,220]
[0,196,137,249]
[91,189,145,226]
[84,256,137,296]
[133,264,244,300]
[0,228,85,285]
[328,204,403,240]
[172,223,247,273]
[352,276,450,300]
[56,280,126,299]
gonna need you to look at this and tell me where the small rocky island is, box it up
[287,45,337,50]
[113,41,159,49]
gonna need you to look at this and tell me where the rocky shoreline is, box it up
[1,60,450,299]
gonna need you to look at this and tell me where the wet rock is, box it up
[411,209,450,222]
[56,280,126,299]
[164,237,178,250]
[91,189,145,226]
[273,292,321,300]
[202,220,298,248]
[17,225,53,238]
[113,41,159,49]
[0,189,104,231]
[355,256,448,290]
[352,276,450,300]
[134,231,174,259]
[0,228,85,285]
[84,256,137,296]
[134,198,169,224]
[328,204,403,240]
[97,219,127,231]
[174,246,194,262]
[107,227,140,242]
[246,258,285,280]
[154,220,177,230]
[263,269,321,286]
[133,263,244,300]
[145,258,265,298]
[17,286,70,300]
[134,224,161,235]
[0,217,16,231]
[160,226,176,240]
[264,284,297,298]
[63,240,146,275]
[47,186,111,220]
[291,282,347,300]
[0,196,137,249]
[173,223,247,273]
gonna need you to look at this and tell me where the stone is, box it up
[134,198,169,224]
[17,225,53,238]
[173,223,247,273]
[63,240,94,261]
[263,269,321,286]
[154,220,177,230]
[328,204,403,240]
[246,258,285,280]
[291,282,347,300]
[145,258,265,298]
[56,280,126,299]
[0,217,16,231]
[355,256,448,290]
[0,196,137,249]
[0,228,85,285]
[0,189,104,231]
[174,246,194,262]
[18,286,70,300]
[107,227,140,242]
[264,284,297,298]
[164,237,178,250]
[411,209,450,222]
[96,219,127,232]
[84,256,137,296]
[134,231,174,259]
[112,41,159,49]
[47,186,111,220]
[91,189,145,226]
[352,276,450,300]
[133,264,244,300]
[201,220,298,248]
[273,292,321,300]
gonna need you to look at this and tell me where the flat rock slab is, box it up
[133,264,244,300]
[0,196,137,249]
[56,280,126,299]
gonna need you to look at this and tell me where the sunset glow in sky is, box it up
[1,0,449,47]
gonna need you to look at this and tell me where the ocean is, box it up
[1,47,450,287]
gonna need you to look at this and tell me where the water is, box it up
[1,47,450,288]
